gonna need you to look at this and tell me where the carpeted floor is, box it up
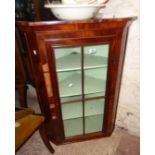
[15,86,140,155]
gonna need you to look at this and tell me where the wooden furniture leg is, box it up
[16,84,28,108]
[39,123,55,154]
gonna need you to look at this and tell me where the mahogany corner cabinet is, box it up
[16,17,135,145]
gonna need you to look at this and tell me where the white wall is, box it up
[97,0,140,136]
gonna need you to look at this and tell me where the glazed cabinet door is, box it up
[45,36,116,140]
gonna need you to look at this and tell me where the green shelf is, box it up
[61,99,105,137]
[84,92,104,98]
[58,72,82,98]
[60,92,104,103]
[60,95,82,103]
[55,54,108,72]
[54,44,109,72]
[85,99,105,116]
[61,102,83,120]
[84,54,108,69]
[61,99,105,120]
[85,75,106,95]
[56,53,81,72]
[85,114,104,133]
[58,73,106,98]
[63,114,104,137]
[63,117,83,137]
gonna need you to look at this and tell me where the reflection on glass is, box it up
[61,102,83,120]
[84,44,109,96]
[61,102,83,137]
[57,71,82,97]
[84,99,105,116]
[84,44,109,69]
[63,118,83,137]
[84,68,107,95]
[85,114,103,133]
[84,99,105,133]
[54,46,81,72]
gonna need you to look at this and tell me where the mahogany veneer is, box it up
[16,17,135,145]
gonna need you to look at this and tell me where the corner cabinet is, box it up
[16,18,135,145]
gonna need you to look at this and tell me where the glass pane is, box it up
[84,68,107,95]
[63,118,83,137]
[84,99,105,133]
[61,101,83,137]
[61,102,83,120]
[54,46,81,72]
[85,114,103,134]
[85,99,105,116]
[57,71,82,98]
[84,44,109,69]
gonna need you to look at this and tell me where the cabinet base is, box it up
[48,131,113,145]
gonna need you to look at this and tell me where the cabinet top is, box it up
[16,17,137,31]
[16,17,136,26]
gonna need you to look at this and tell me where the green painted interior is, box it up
[84,44,109,57]
[84,44,109,69]
[63,114,104,137]
[85,99,105,116]
[61,99,105,137]
[84,67,107,80]
[85,114,104,133]
[57,72,82,97]
[54,44,109,72]
[61,102,83,120]
[54,46,81,59]
[54,46,81,72]
[61,99,105,120]
[57,70,107,97]
[63,117,83,137]
[53,44,109,138]
[84,68,107,95]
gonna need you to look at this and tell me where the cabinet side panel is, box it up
[23,31,55,138]
[112,26,130,132]
[104,25,131,135]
